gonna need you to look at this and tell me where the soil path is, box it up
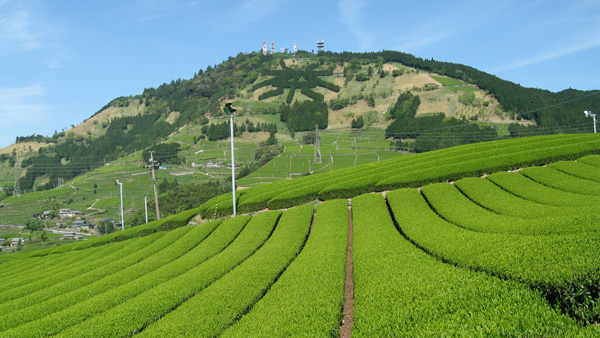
[339,202,354,338]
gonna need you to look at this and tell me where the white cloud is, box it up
[134,0,204,22]
[492,36,600,74]
[0,85,50,125]
[338,0,372,50]
[0,3,42,51]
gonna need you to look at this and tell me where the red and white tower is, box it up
[262,41,267,56]
[293,42,297,56]
[271,41,275,54]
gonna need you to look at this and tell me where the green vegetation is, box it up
[352,193,595,336]
[221,200,347,337]
[430,75,465,86]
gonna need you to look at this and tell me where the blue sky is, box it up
[1,0,599,149]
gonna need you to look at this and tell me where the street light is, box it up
[224,103,237,217]
[115,180,124,230]
[584,110,596,134]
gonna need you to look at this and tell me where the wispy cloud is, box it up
[0,2,42,51]
[0,85,50,125]
[221,0,289,28]
[338,0,372,50]
[134,0,204,22]
[492,34,600,73]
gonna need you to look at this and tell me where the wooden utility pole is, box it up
[149,151,161,220]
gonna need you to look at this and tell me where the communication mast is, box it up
[262,41,268,56]
[316,40,325,52]
[293,42,297,56]
[271,41,275,54]
[314,125,322,164]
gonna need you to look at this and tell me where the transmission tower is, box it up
[314,125,322,164]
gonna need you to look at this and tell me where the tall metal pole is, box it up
[144,196,148,223]
[229,111,237,217]
[116,180,124,230]
[149,151,161,220]
[225,103,237,217]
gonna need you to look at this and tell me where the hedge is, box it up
[352,193,597,336]
[138,206,312,337]
[222,200,347,337]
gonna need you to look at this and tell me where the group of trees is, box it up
[280,100,328,132]
[201,120,278,141]
[142,143,182,165]
[389,91,421,120]
[252,61,340,104]
[389,114,499,152]
[351,116,365,129]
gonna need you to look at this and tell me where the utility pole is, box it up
[116,180,124,231]
[149,151,161,220]
[144,196,148,224]
[314,125,322,164]
[225,103,237,217]
[13,153,20,198]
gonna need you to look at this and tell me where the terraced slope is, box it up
[1,137,599,337]
[200,133,600,218]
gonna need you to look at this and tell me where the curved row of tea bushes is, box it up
[0,235,155,305]
[351,193,596,337]
[52,212,283,337]
[387,188,600,291]
[486,171,600,207]
[521,166,600,195]
[321,133,582,199]
[199,134,600,218]
[1,217,256,338]
[221,200,348,337]
[137,205,313,338]
[22,205,204,259]
[258,134,573,209]
[453,177,589,218]
[549,160,600,182]
[0,224,214,331]
[578,154,600,167]
[0,239,122,294]
[421,183,600,235]
[0,228,188,318]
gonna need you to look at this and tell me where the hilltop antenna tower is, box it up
[271,41,275,54]
[316,40,325,52]
[314,125,322,164]
[262,41,268,56]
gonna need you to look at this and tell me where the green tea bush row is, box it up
[0,236,151,305]
[549,160,600,182]
[578,154,600,167]
[0,242,117,294]
[51,212,278,337]
[0,230,176,316]
[421,183,600,235]
[521,166,600,195]
[486,171,600,207]
[1,217,252,338]
[387,188,600,292]
[351,193,596,336]
[222,200,347,337]
[28,206,204,257]
[137,206,313,337]
[201,134,600,216]
[453,177,580,218]
[0,225,207,330]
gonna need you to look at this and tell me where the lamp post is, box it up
[224,103,237,217]
[584,110,596,134]
[116,180,124,230]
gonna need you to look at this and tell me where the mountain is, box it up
[0,50,599,225]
